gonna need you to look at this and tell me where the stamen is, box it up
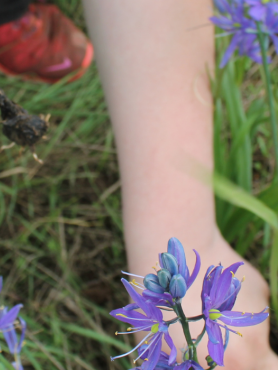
[144,358,149,361]
[121,271,144,279]
[241,312,245,315]
[133,334,160,363]
[230,271,235,278]
[116,314,127,318]
[236,331,243,337]
[217,322,243,337]
[110,332,153,361]
[115,325,152,335]
[130,281,145,290]
[242,276,245,282]
[115,331,118,335]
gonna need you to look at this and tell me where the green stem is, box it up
[257,22,278,181]
[195,323,206,347]
[174,303,198,363]
[187,314,205,322]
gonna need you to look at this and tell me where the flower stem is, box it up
[187,314,205,322]
[174,303,198,363]
[257,22,278,181]
[195,323,206,347]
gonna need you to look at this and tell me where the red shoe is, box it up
[0,4,93,83]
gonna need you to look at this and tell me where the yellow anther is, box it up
[127,327,132,331]
[116,314,127,318]
[133,360,137,364]
[242,276,245,282]
[131,279,139,286]
[144,358,149,361]
[115,331,118,335]
[230,271,235,278]
[241,312,245,315]
[237,332,243,337]
[145,341,148,344]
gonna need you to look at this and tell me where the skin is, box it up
[82,0,278,369]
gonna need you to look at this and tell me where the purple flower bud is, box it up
[143,273,165,294]
[169,274,187,298]
[157,268,172,289]
[160,253,179,276]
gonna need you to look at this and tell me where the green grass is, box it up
[0,1,278,369]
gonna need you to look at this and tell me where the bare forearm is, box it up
[82,0,215,272]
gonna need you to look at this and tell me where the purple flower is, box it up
[175,360,204,370]
[110,279,177,370]
[0,304,23,331]
[262,7,278,54]
[143,238,200,302]
[12,362,24,370]
[166,238,201,291]
[201,262,269,366]
[246,0,278,21]
[210,1,259,67]
[4,316,26,354]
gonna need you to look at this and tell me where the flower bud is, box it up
[206,355,215,367]
[157,269,172,289]
[169,274,187,298]
[160,253,179,276]
[143,273,165,294]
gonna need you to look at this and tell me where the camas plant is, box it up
[110,238,268,370]
[210,0,278,178]
[0,277,26,370]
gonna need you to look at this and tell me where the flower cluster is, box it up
[210,0,278,67]
[110,237,269,369]
[0,277,26,370]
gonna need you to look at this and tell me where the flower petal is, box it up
[219,308,269,327]
[167,237,187,279]
[206,319,220,345]
[164,332,177,365]
[142,334,162,370]
[249,5,266,21]
[187,249,201,289]
[207,322,224,366]
[0,304,23,330]
[213,262,243,308]
[142,290,174,307]
[110,307,153,328]
[122,279,162,321]
[208,266,223,305]
[220,33,241,68]
[217,277,241,312]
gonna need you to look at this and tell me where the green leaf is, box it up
[213,173,278,230]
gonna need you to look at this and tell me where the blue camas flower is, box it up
[201,262,269,366]
[110,279,177,370]
[246,0,278,21]
[210,1,260,67]
[4,315,26,370]
[143,237,201,301]
[0,304,23,332]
